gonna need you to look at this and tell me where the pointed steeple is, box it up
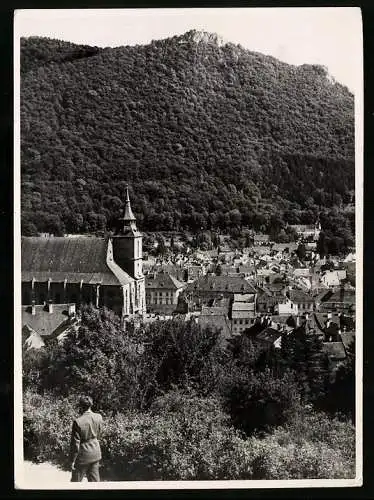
[118,184,139,235]
[123,184,136,223]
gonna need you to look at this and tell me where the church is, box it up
[21,187,146,321]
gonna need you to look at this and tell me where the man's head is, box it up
[78,395,93,413]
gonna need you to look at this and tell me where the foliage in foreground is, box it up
[22,305,356,480]
[23,388,355,480]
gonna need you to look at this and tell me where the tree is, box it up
[319,339,355,421]
[296,243,307,261]
[223,368,301,436]
[280,323,330,403]
[38,306,144,412]
[142,318,223,397]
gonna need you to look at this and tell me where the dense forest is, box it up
[21,31,355,246]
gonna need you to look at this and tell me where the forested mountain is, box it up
[20,31,355,245]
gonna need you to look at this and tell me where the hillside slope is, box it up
[20,31,355,243]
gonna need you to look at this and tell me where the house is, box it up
[274,297,298,316]
[145,270,185,314]
[293,268,311,278]
[256,284,288,314]
[319,287,355,313]
[22,302,79,349]
[21,188,146,321]
[231,293,256,335]
[186,264,206,281]
[289,222,321,241]
[253,326,283,349]
[288,289,315,313]
[184,275,257,310]
[320,270,347,288]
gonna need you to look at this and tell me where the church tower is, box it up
[112,185,146,315]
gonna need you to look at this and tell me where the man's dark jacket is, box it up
[70,410,103,466]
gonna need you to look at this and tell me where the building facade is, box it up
[21,187,146,321]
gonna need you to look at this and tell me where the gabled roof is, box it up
[288,289,315,303]
[22,236,125,285]
[22,325,45,349]
[145,271,185,290]
[21,304,75,338]
[255,327,282,344]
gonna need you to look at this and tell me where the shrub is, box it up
[249,408,356,479]
[23,388,254,480]
[23,389,76,467]
[223,368,302,436]
[23,389,355,480]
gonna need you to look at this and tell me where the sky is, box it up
[15,8,362,93]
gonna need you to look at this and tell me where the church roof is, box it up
[21,236,127,285]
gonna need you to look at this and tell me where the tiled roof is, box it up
[145,271,185,290]
[22,236,123,285]
[255,327,282,344]
[22,325,45,349]
[21,304,75,338]
[232,302,256,311]
[322,342,347,360]
[325,289,356,304]
[186,275,257,294]
[201,306,229,316]
[288,289,315,303]
[198,314,232,341]
[233,293,255,303]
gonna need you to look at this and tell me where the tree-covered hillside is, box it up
[21,31,355,242]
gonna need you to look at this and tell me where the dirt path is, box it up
[19,461,87,488]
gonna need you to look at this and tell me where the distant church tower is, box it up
[112,186,146,315]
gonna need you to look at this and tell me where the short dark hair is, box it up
[78,395,93,411]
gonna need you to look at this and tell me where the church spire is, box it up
[123,184,136,222]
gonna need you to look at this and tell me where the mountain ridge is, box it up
[20,33,354,250]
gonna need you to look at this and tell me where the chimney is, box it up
[31,300,36,316]
[48,300,53,314]
[68,303,76,317]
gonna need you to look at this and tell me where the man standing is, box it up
[69,395,103,482]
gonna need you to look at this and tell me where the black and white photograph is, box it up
[14,7,363,489]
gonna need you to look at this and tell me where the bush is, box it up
[23,388,355,480]
[223,368,302,436]
[23,389,76,467]
[249,409,355,479]
[23,388,254,480]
